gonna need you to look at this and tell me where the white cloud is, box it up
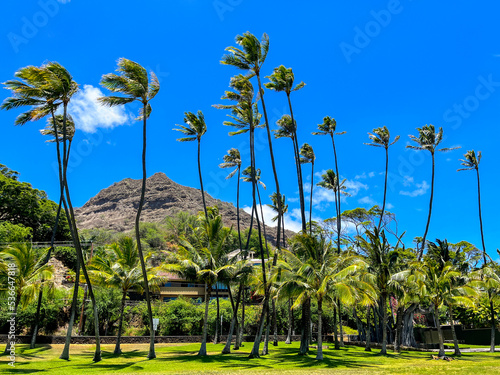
[386,203,394,209]
[344,179,368,197]
[402,175,414,187]
[358,196,377,206]
[57,0,70,3]
[400,180,430,197]
[355,171,376,179]
[68,85,132,133]
[368,171,375,178]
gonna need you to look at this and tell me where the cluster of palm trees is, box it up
[1,30,499,364]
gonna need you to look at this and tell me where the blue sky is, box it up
[1,0,499,258]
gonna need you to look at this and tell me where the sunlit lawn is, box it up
[1,342,499,374]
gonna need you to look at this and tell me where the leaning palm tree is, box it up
[86,237,164,355]
[166,215,233,356]
[266,66,306,231]
[313,117,346,254]
[174,111,208,217]
[98,58,160,360]
[0,243,54,354]
[299,143,316,235]
[407,124,458,260]
[2,62,101,361]
[365,126,400,231]
[219,148,243,250]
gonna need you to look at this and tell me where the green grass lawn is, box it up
[1,342,499,374]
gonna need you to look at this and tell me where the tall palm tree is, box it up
[167,215,233,356]
[174,111,208,217]
[0,243,54,354]
[219,148,243,250]
[407,124,458,260]
[299,143,316,235]
[215,68,270,357]
[99,58,160,360]
[313,117,346,254]
[357,228,399,355]
[265,66,306,232]
[267,192,288,247]
[365,126,400,231]
[458,151,486,263]
[86,237,163,355]
[2,62,101,361]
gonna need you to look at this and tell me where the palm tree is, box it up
[470,266,500,353]
[99,58,160,360]
[267,192,288,248]
[214,74,268,356]
[365,126,400,231]
[0,243,54,354]
[219,148,243,250]
[313,117,346,254]
[407,125,458,260]
[277,234,374,360]
[357,228,399,355]
[416,259,476,357]
[299,143,316,235]
[86,237,163,355]
[265,66,306,232]
[167,215,233,356]
[2,62,101,361]
[174,111,208,217]
[317,169,350,247]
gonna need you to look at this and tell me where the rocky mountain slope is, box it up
[75,172,292,245]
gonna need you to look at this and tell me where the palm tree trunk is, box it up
[197,138,208,218]
[214,285,220,344]
[114,291,127,355]
[333,305,340,349]
[330,135,342,254]
[381,293,388,355]
[309,162,314,235]
[378,147,389,231]
[316,298,324,360]
[475,169,487,265]
[394,306,403,352]
[286,298,292,344]
[365,305,372,351]
[435,307,445,357]
[237,167,242,250]
[448,305,460,356]
[419,152,435,260]
[238,289,246,348]
[199,284,211,356]
[489,299,496,353]
[262,308,270,355]
[60,254,80,360]
[338,300,344,347]
[272,300,278,346]
[299,298,311,355]
[132,106,155,360]
[287,94,307,232]
[223,284,240,354]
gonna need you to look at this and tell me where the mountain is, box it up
[75,172,292,245]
